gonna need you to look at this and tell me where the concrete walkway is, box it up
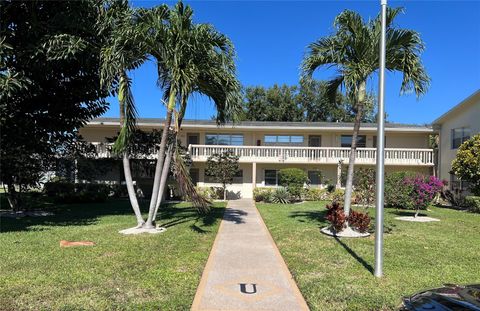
[191,199,309,311]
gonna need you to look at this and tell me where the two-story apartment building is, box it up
[79,118,435,198]
[433,89,480,191]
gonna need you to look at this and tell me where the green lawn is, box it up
[257,201,480,311]
[0,200,225,311]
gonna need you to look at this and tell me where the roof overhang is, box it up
[432,89,480,125]
[85,118,436,134]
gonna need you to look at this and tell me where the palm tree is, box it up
[302,8,430,221]
[98,1,168,227]
[142,1,241,228]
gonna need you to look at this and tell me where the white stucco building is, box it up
[433,89,480,191]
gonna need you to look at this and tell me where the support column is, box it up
[252,162,257,188]
[336,160,343,189]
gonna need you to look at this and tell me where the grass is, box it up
[257,201,480,311]
[0,199,225,311]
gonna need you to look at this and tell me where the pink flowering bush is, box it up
[404,175,446,216]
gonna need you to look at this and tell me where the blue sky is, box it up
[103,0,480,125]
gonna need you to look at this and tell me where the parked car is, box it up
[400,284,480,310]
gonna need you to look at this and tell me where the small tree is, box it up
[205,151,240,201]
[404,175,445,217]
[278,168,308,200]
[452,134,480,196]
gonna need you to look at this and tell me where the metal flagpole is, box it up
[374,0,387,278]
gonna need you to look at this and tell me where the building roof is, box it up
[87,117,435,133]
[433,89,480,125]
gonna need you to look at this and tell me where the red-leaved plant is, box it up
[348,210,371,233]
[325,202,346,232]
[325,202,371,233]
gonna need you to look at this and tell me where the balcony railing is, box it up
[90,143,434,166]
[188,145,435,166]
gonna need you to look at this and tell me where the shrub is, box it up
[405,175,445,216]
[326,184,335,192]
[278,168,308,200]
[325,202,346,231]
[442,189,467,207]
[271,187,290,204]
[303,188,328,201]
[465,196,480,213]
[354,168,376,206]
[44,182,109,203]
[196,187,223,200]
[452,134,480,196]
[109,184,129,198]
[76,184,110,203]
[329,189,345,203]
[348,210,371,233]
[44,182,75,197]
[325,202,371,233]
[384,171,417,209]
[253,187,274,202]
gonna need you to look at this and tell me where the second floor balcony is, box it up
[90,143,435,166]
[188,144,435,166]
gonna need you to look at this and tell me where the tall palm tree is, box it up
[142,1,241,228]
[302,8,430,220]
[98,1,168,227]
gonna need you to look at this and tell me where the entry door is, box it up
[187,133,199,146]
[309,135,322,147]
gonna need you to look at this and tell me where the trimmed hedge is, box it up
[43,182,112,203]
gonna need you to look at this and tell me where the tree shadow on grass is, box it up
[1,200,225,234]
[333,236,374,275]
[0,199,137,233]
[289,209,328,227]
[157,203,226,234]
[288,208,374,275]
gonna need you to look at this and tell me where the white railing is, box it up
[188,145,435,166]
[90,142,434,166]
[90,142,158,159]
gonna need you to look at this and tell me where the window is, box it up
[341,135,366,148]
[205,134,244,145]
[190,168,199,184]
[265,169,278,186]
[187,134,199,145]
[308,171,322,186]
[451,128,471,149]
[264,135,304,145]
[308,136,322,147]
[233,170,243,184]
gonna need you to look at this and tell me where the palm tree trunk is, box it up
[122,154,145,226]
[343,82,366,218]
[153,144,173,216]
[145,90,176,228]
[152,115,185,220]
[117,82,144,227]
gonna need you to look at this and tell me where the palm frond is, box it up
[172,144,210,213]
[113,73,138,154]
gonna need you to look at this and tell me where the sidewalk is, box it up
[191,199,309,311]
